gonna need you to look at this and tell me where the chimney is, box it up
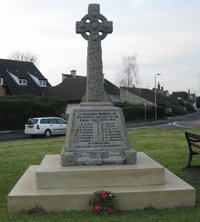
[157,82,160,90]
[161,86,164,91]
[71,70,76,78]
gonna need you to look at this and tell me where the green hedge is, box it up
[184,103,196,113]
[0,96,66,130]
[114,103,165,122]
[171,105,188,116]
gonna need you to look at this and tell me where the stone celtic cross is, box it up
[76,4,113,102]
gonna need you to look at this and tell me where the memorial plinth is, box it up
[61,103,136,166]
[8,153,195,212]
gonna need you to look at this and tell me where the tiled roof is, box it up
[104,79,120,95]
[46,75,120,103]
[0,59,50,96]
[47,76,86,102]
[156,90,169,97]
[121,87,181,105]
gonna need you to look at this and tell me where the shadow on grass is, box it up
[183,165,200,183]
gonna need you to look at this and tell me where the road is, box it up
[0,110,200,142]
[127,121,187,130]
[127,110,200,130]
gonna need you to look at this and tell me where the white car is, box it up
[24,117,68,137]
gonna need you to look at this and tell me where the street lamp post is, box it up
[154,73,161,120]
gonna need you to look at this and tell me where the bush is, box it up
[171,106,187,116]
[0,96,66,130]
[114,103,165,122]
[185,103,196,113]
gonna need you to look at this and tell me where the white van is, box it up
[24,117,68,137]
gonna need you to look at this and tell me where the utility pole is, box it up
[154,73,161,120]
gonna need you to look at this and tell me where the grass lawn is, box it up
[0,128,200,221]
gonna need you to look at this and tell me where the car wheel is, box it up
[44,130,51,138]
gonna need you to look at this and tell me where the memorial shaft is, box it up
[76,4,113,102]
[87,40,103,102]
[61,3,136,166]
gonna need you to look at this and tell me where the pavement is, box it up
[0,130,29,142]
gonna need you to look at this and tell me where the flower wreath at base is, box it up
[89,191,119,215]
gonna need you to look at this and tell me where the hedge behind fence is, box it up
[114,103,165,122]
[0,96,66,130]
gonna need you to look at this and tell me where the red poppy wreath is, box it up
[89,191,118,215]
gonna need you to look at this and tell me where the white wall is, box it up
[120,88,154,105]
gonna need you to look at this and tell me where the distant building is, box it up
[188,89,196,103]
[120,86,182,106]
[46,70,120,114]
[0,59,186,113]
[0,59,50,97]
[154,82,170,97]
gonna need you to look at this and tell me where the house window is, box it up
[39,80,47,87]
[0,77,3,85]
[18,79,27,85]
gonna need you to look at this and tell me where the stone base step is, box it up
[8,153,195,212]
[36,153,165,189]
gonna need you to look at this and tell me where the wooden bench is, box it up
[184,131,200,168]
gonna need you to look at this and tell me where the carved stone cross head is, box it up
[76,4,113,41]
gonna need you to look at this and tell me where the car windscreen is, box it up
[27,118,38,125]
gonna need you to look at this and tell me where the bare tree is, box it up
[8,51,39,66]
[118,54,139,88]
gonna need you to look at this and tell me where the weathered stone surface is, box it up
[76,4,112,102]
[64,103,128,151]
[61,4,136,166]
[61,103,136,166]
[61,149,136,166]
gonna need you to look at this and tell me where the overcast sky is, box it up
[0,0,200,95]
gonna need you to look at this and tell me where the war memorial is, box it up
[8,4,195,212]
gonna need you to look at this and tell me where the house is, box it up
[120,86,182,107]
[188,89,196,106]
[154,82,170,97]
[171,90,196,110]
[0,59,50,97]
[0,59,185,112]
[46,70,120,114]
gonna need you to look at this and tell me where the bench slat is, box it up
[185,131,200,141]
[184,131,200,168]
[190,141,200,149]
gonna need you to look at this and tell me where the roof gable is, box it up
[0,59,50,96]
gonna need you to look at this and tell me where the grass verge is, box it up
[0,128,200,221]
